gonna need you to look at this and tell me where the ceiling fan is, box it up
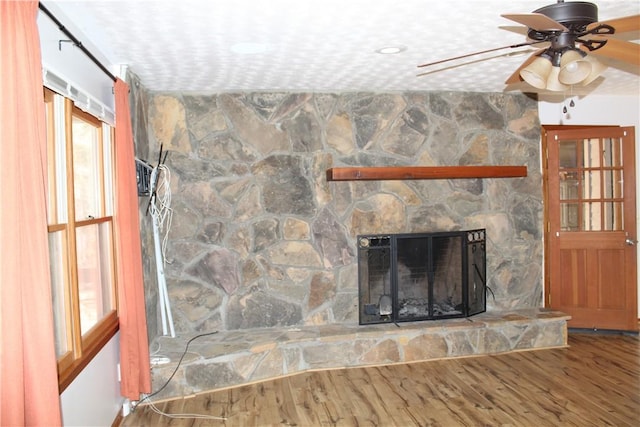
[418,1,640,92]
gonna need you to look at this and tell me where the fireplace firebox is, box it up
[358,229,486,324]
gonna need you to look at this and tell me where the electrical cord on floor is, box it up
[133,331,227,421]
[144,398,227,421]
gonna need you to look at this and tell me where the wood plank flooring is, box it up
[121,333,639,426]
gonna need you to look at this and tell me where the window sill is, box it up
[58,312,119,393]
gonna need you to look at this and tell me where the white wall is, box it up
[60,334,122,426]
[538,93,640,315]
[538,94,640,127]
[38,5,127,425]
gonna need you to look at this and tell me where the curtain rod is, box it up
[38,2,117,82]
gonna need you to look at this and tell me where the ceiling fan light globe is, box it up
[565,62,579,72]
[580,55,608,86]
[520,57,552,89]
[558,50,592,85]
[546,66,568,92]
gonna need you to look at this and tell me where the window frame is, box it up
[44,88,119,392]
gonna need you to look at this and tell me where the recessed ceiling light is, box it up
[230,42,271,54]
[375,46,407,54]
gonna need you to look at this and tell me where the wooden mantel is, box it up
[326,165,527,181]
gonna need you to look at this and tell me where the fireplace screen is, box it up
[358,229,486,324]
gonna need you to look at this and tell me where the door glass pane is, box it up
[73,116,101,221]
[559,140,578,168]
[560,171,579,200]
[76,223,114,334]
[49,231,70,358]
[583,170,601,199]
[604,169,623,199]
[604,202,623,231]
[561,203,580,231]
[583,138,600,168]
[602,138,622,168]
[583,202,602,231]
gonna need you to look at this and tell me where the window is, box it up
[44,88,119,391]
[558,137,624,231]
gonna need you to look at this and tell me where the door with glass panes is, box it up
[545,126,637,331]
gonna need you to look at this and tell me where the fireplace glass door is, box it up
[358,230,486,325]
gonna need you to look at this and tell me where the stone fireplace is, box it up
[358,229,486,324]
[128,73,544,343]
[125,76,570,401]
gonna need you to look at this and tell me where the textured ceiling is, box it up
[44,0,639,95]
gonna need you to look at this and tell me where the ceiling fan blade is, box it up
[504,49,546,85]
[501,13,567,31]
[499,25,530,36]
[417,41,543,69]
[587,14,640,34]
[585,37,640,67]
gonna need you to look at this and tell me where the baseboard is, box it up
[111,410,124,427]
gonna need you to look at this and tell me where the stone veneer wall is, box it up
[129,80,543,340]
[129,73,161,341]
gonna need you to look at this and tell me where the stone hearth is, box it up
[149,309,569,401]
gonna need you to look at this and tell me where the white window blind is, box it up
[43,68,115,126]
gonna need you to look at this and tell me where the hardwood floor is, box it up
[122,333,639,426]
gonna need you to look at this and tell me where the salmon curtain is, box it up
[0,1,63,425]
[114,78,152,400]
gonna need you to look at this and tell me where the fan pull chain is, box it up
[563,88,577,118]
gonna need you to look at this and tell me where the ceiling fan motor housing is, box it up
[534,1,598,28]
[527,1,600,48]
